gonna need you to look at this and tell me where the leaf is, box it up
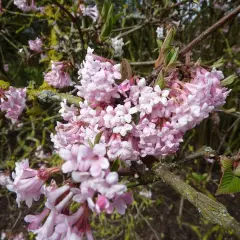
[111,159,121,171]
[221,74,237,87]
[100,4,114,40]
[101,0,111,21]
[192,172,202,182]
[166,47,179,67]
[212,57,225,68]
[155,28,175,68]
[94,132,103,145]
[88,139,94,149]
[155,71,166,89]
[216,157,240,195]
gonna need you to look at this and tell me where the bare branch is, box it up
[179,6,240,56]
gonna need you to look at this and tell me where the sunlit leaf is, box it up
[216,157,240,195]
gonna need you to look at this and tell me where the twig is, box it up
[130,60,155,66]
[217,117,240,153]
[11,211,22,230]
[179,6,240,56]
[117,24,145,38]
[178,146,216,164]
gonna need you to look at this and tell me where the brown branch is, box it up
[179,6,240,56]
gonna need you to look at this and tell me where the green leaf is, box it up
[157,40,163,49]
[101,0,111,21]
[192,172,202,182]
[88,139,94,149]
[100,4,114,40]
[221,74,237,87]
[94,132,103,145]
[166,47,179,67]
[212,57,225,68]
[216,157,240,195]
[111,159,121,172]
[155,71,166,89]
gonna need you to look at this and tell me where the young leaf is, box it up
[212,57,225,68]
[155,71,166,89]
[111,159,121,171]
[216,157,240,195]
[94,131,103,145]
[221,74,237,87]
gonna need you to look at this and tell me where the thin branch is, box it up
[117,24,145,38]
[217,116,240,153]
[130,60,155,66]
[179,6,240,56]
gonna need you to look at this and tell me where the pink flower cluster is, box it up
[29,37,42,52]
[0,86,26,124]
[6,47,229,240]
[44,61,72,88]
[13,0,41,12]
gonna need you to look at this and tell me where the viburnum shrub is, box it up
[0,46,230,239]
[1,0,240,239]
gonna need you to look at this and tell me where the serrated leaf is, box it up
[216,157,240,195]
[221,74,237,87]
[94,132,103,145]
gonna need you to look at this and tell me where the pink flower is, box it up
[102,102,137,136]
[28,37,42,52]
[14,0,40,12]
[7,159,58,207]
[12,232,25,240]
[44,61,72,88]
[24,208,50,231]
[76,47,121,105]
[113,192,133,215]
[0,87,26,124]
[60,144,109,177]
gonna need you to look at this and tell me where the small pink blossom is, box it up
[0,87,26,124]
[28,37,42,52]
[44,61,72,88]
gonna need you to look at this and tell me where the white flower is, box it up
[111,37,124,57]
[156,27,164,39]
